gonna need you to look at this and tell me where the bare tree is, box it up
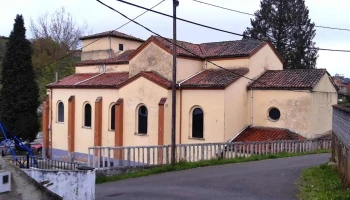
[30,7,89,50]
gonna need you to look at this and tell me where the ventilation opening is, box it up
[268,107,280,121]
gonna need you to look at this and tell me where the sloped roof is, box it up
[233,127,305,142]
[249,69,330,90]
[200,39,265,59]
[47,72,129,88]
[117,71,172,89]
[181,68,249,89]
[76,50,135,66]
[80,30,144,42]
[130,36,271,60]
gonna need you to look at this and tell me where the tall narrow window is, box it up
[119,44,124,51]
[138,105,148,134]
[57,102,64,122]
[84,103,92,127]
[192,108,203,138]
[110,104,116,130]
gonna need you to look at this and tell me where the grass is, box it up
[299,164,350,200]
[96,149,330,184]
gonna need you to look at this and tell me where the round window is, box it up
[268,108,280,121]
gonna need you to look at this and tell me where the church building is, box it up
[42,30,338,161]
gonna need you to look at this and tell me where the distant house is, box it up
[42,30,338,162]
[333,74,349,100]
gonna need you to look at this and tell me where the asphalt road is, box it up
[96,153,330,200]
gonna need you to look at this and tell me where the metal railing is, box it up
[88,139,331,169]
[4,155,80,170]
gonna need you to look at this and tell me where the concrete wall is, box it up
[81,49,111,61]
[310,74,338,138]
[206,58,249,69]
[0,156,62,200]
[129,42,173,79]
[119,77,169,146]
[23,169,95,200]
[224,78,250,141]
[247,44,283,78]
[177,58,203,81]
[75,64,129,74]
[252,90,312,138]
[180,89,225,143]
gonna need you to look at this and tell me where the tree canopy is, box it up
[0,15,40,141]
[243,0,318,69]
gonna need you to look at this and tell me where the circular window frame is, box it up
[268,107,281,122]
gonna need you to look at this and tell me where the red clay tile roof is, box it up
[200,40,265,59]
[141,36,268,59]
[117,71,172,89]
[249,69,329,90]
[233,127,305,142]
[80,30,144,42]
[181,68,249,89]
[47,72,129,88]
[76,50,135,66]
[151,36,203,59]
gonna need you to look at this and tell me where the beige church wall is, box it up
[51,89,69,153]
[119,77,169,147]
[206,57,249,70]
[110,37,142,52]
[247,44,283,79]
[129,42,173,79]
[180,89,225,144]
[252,90,312,138]
[163,90,181,146]
[82,37,110,51]
[51,88,119,154]
[313,74,338,93]
[224,78,250,141]
[177,58,204,81]
[75,64,129,74]
[309,74,338,138]
[82,37,142,52]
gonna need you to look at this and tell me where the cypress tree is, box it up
[243,0,318,69]
[0,15,39,142]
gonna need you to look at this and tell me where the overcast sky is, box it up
[1,0,350,77]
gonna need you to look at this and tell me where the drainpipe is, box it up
[109,36,112,59]
[250,89,253,126]
[50,89,53,159]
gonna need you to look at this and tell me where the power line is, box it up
[96,0,326,93]
[38,0,166,70]
[192,0,350,32]
[112,0,350,53]
[96,0,266,85]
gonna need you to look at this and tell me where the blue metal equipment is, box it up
[0,123,38,168]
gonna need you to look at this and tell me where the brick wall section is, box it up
[332,105,350,148]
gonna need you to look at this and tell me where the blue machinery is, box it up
[0,123,38,168]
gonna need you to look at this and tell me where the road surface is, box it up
[96,153,330,200]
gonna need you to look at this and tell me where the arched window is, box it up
[138,105,148,134]
[110,104,116,130]
[57,101,64,122]
[192,108,203,138]
[84,103,92,127]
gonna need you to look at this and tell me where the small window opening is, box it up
[119,44,124,51]
[268,107,280,121]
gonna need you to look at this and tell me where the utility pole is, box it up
[171,0,179,165]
